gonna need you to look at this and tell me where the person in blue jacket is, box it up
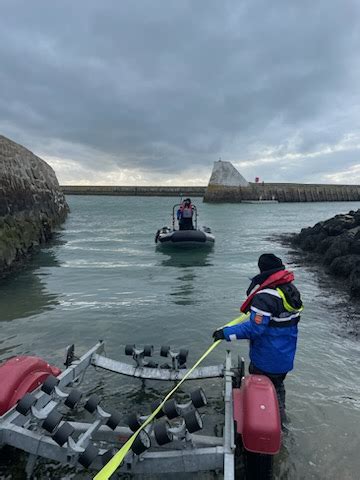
[213,254,303,424]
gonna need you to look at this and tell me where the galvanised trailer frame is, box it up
[0,341,239,479]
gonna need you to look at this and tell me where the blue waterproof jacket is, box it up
[223,286,302,374]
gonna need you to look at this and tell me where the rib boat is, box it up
[155,203,215,249]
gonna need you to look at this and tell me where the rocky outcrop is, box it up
[0,135,69,275]
[291,210,360,296]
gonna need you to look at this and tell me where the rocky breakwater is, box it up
[0,135,69,275]
[292,210,360,296]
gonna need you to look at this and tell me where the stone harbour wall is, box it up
[61,183,360,202]
[204,183,360,202]
[61,185,206,197]
[0,135,69,275]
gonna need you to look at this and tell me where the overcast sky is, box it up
[1,0,359,185]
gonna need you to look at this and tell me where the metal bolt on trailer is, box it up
[0,341,280,479]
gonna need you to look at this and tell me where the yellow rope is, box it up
[94,313,249,479]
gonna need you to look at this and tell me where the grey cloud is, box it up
[240,148,360,185]
[0,0,360,181]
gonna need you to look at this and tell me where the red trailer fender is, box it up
[233,374,281,454]
[0,356,61,415]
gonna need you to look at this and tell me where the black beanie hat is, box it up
[258,253,284,273]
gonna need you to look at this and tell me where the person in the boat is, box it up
[213,254,303,425]
[177,198,194,230]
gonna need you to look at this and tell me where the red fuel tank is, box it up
[0,356,61,415]
[233,374,281,454]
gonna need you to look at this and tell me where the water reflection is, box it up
[158,249,213,268]
[170,271,197,305]
[158,249,213,305]
[0,238,62,322]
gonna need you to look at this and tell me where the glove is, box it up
[212,328,225,342]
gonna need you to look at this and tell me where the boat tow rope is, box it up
[94,313,249,480]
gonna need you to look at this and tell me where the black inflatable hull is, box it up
[157,229,214,248]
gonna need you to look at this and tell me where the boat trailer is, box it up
[0,341,281,478]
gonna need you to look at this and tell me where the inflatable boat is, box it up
[155,202,215,248]
[155,226,214,248]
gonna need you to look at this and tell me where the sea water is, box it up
[0,196,359,479]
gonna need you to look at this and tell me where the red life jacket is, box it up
[240,269,295,313]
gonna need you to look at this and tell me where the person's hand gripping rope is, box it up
[212,328,225,342]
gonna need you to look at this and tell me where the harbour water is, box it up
[1,196,360,479]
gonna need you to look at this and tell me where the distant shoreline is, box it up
[60,185,206,196]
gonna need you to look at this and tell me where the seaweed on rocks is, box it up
[286,210,360,297]
[0,135,69,276]
[272,223,360,337]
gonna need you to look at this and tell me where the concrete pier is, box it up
[203,182,360,203]
[203,161,360,202]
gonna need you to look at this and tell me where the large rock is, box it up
[0,135,69,275]
[291,210,360,297]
